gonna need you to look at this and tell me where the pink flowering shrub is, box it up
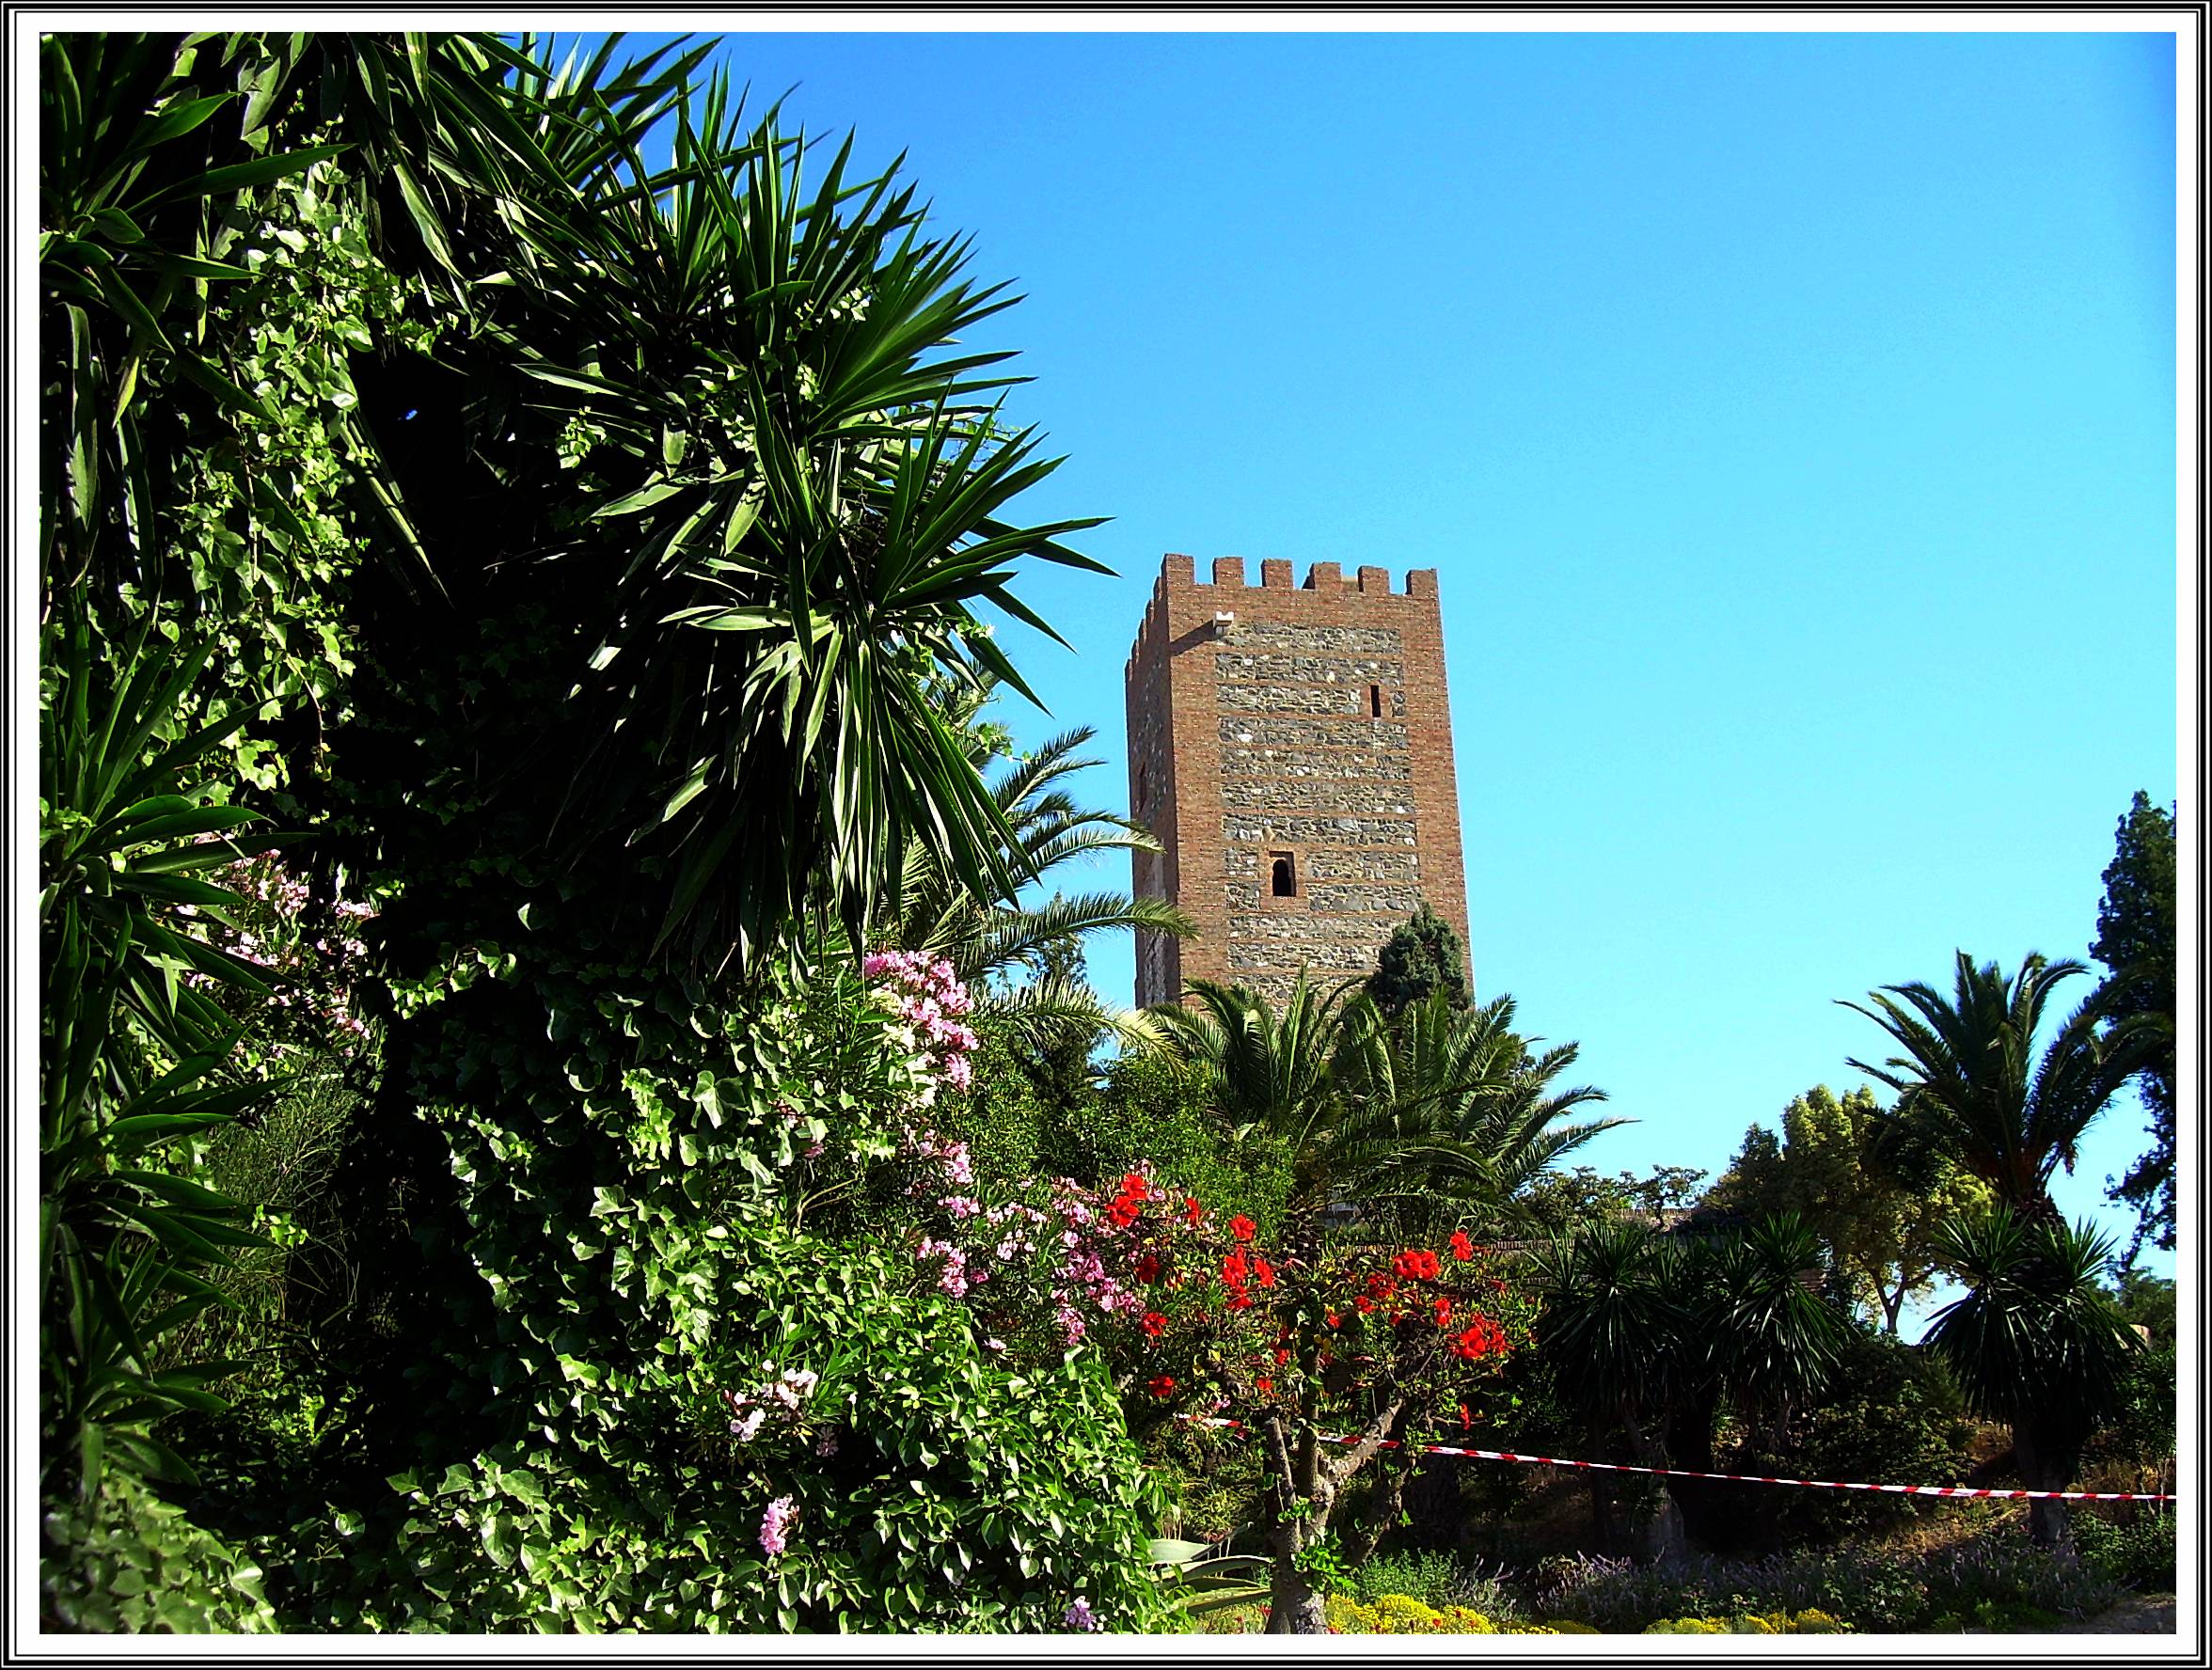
[180,845,380,1072]
[862,950,979,1095]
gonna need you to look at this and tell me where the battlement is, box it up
[1158,553,1437,597]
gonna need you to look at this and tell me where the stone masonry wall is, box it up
[1123,553,1471,1007]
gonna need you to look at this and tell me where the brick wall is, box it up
[1123,553,1472,1009]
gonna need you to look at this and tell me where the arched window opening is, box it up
[1269,852,1298,898]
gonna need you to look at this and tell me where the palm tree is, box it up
[1152,980,1620,1226]
[1841,952,2165,1221]
[879,693,1190,1048]
[1147,974,1389,1214]
[1924,1207,2139,1551]
[1388,991,1625,1227]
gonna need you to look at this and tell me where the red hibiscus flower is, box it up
[1252,1256,1276,1290]
[1141,1311,1168,1338]
[1229,1215,1256,1244]
[1134,1253,1162,1284]
[1448,1230,1476,1262]
[1147,1375,1176,1398]
[1183,1197,1204,1226]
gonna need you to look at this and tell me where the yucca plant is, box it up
[1923,1207,2138,1552]
[40,616,280,1500]
[1525,1219,1695,1557]
[343,49,1111,973]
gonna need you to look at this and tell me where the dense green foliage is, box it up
[39,28,1168,1635]
[1364,904,1472,1019]
[1706,1085,1990,1333]
[2089,792,2176,1256]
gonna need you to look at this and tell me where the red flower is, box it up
[1229,1215,1256,1244]
[1272,1347,1290,1366]
[1252,1256,1276,1290]
[1256,1378,1273,1395]
[1183,1197,1204,1226]
[1448,1230,1476,1262]
[1107,1199,1141,1229]
[1325,1312,1342,1329]
[1142,1311,1168,1338]
[1390,1248,1441,1281]
[1433,1295,1453,1326]
[1226,1289,1256,1311]
[1221,1252,1250,1284]
[1459,1402,1472,1430]
[1452,1314,1509,1362]
[1120,1173,1149,1200]
[1134,1253,1162,1284]
[1147,1375,1176,1398]
[1354,1295,1375,1314]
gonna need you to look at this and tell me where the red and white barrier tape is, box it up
[1179,1416,2176,1503]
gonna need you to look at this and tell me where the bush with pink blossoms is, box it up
[180,844,382,1073]
[863,950,980,1096]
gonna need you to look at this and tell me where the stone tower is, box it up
[1123,553,1472,1009]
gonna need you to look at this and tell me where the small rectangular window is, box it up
[1368,685,1384,718]
[1268,851,1298,898]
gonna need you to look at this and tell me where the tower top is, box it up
[1154,553,1439,597]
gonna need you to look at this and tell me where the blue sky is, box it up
[624,25,2181,1285]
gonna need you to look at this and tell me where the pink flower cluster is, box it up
[912,1175,1151,1349]
[721,1364,819,1444]
[863,950,979,1093]
[759,1495,798,1558]
[180,848,378,1060]
[901,1126,974,1189]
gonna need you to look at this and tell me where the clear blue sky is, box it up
[618,26,2182,1286]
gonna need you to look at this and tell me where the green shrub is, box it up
[1768,1328,1972,1545]
[41,1476,276,1633]
[2073,1509,2175,1594]
[1354,1548,1460,1608]
[272,955,1167,1633]
[376,1218,1163,1632]
[1534,1535,2123,1634]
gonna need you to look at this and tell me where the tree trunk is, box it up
[1621,1415,1686,1564]
[2012,1420,2075,1557]
[1343,1408,1414,1566]
[1586,1415,1616,1553]
[1264,1521,1329,1634]
[1878,1279,1904,1337]
[1663,1388,1726,1552]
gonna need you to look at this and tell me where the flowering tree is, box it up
[897,1136,1534,1635]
